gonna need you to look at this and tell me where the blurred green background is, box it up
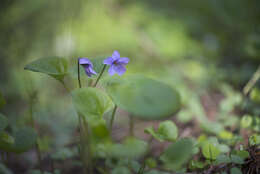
[1,0,260,148]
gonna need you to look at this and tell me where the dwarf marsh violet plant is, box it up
[103,50,129,76]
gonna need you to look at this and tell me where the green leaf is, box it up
[0,91,6,109]
[230,154,244,164]
[0,113,8,131]
[157,120,178,141]
[202,141,220,160]
[230,167,242,174]
[11,127,37,153]
[144,170,170,174]
[91,119,110,141]
[236,150,249,159]
[71,87,113,123]
[104,75,181,120]
[111,166,131,174]
[0,128,37,153]
[189,160,207,169]
[0,132,15,151]
[0,163,13,174]
[218,130,233,140]
[216,154,231,164]
[160,138,193,170]
[107,137,147,159]
[249,134,260,145]
[250,87,260,103]
[144,121,178,142]
[240,115,253,128]
[24,57,68,81]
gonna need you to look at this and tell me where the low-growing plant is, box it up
[0,51,259,174]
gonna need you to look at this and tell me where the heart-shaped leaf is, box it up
[160,138,193,170]
[24,57,68,81]
[145,120,178,142]
[71,88,113,123]
[157,120,178,141]
[0,113,8,132]
[104,75,181,120]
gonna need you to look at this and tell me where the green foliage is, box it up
[145,120,178,142]
[71,87,113,123]
[189,160,207,169]
[51,147,77,160]
[240,115,253,128]
[250,87,260,103]
[0,163,13,174]
[91,119,110,141]
[202,141,220,160]
[160,138,194,170]
[111,166,131,174]
[144,170,170,174]
[106,137,147,159]
[11,127,37,153]
[249,134,260,145]
[230,167,242,174]
[104,75,181,120]
[0,127,37,153]
[0,132,14,149]
[0,92,6,109]
[24,57,68,81]
[0,113,8,132]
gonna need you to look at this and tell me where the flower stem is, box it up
[93,65,106,87]
[109,105,117,130]
[78,59,82,88]
[29,98,43,174]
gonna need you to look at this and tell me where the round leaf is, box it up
[104,75,181,120]
[157,120,178,141]
[0,113,8,131]
[160,138,193,170]
[24,57,68,81]
[240,115,253,128]
[71,88,113,122]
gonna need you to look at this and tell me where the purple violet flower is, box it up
[78,58,97,77]
[103,51,129,76]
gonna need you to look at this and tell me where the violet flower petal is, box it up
[108,66,116,76]
[112,51,120,59]
[103,57,115,65]
[117,57,129,65]
[113,64,126,76]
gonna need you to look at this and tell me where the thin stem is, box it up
[82,116,93,174]
[78,58,82,88]
[109,105,117,130]
[93,65,106,87]
[137,136,154,174]
[243,65,260,95]
[29,99,43,173]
